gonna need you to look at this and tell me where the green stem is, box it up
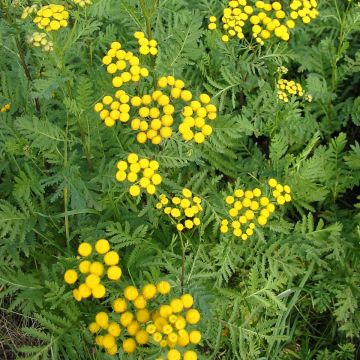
[139,0,152,39]
[178,231,186,294]
[64,118,70,246]
[76,116,94,172]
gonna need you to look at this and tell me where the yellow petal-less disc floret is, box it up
[104,251,120,266]
[157,281,171,294]
[124,285,139,301]
[107,265,122,280]
[78,242,92,257]
[123,338,137,353]
[64,269,78,284]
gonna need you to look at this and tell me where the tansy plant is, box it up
[1,1,359,360]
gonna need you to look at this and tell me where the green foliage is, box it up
[0,0,359,359]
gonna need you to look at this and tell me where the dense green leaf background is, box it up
[0,0,359,359]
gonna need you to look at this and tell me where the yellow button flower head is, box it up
[181,293,194,308]
[78,242,92,257]
[64,269,78,284]
[157,280,171,294]
[124,286,139,301]
[92,283,106,298]
[108,322,121,337]
[89,322,100,334]
[104,251,120,266]
[79,260,91,274]
[85,274,100,288]
[107,265,122,280]
[142,284,157,299]
[95,239,110,254]
[78,283,91,298]
[89,261,104,276]
[95,311,109,328]
[113,298,127,313]
[168,349,181,360]
[122,338,137,353]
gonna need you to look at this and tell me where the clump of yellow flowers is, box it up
[220,178,292,240]
[130,88,175,145]
[27,32,53,52]
[63,239,122,301]
[277,79,312,103]
[101,41,149,88]
[0,103,10,113]
[94,40,217,145]
[156,189,203,231]
[94,90,131,127]
[134,31,158,56]
[209,0,319,45]
[33,4,69,31]
[156,76,217,144]
[89,280,201,359]
[115,153,162,197]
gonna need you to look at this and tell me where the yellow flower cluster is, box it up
[220,179,292,240]
[27,32,53,52]
[156,189,202,231]
[209,0,319,45]
[277,79,311,102]
[72,0,92,7]
[94,90,131,127]
[101,41,149,88]
[157,76,217,143]
[134,31,158,56]
[0,103,10,113]
[63,239,122,301]
[33,4,69,31]
[130,89,174,144]
[115,153,162,197]
[21,5,38,20]
[95,41,217,145]
[90,281,201,359]
[268,178,292,204]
